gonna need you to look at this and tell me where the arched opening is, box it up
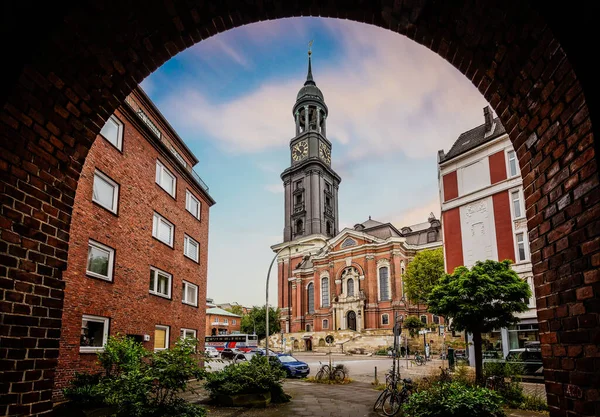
[295,219,304,236]
[307,282,314,314]
[346,278,355,297]
[347,311,357,331]
[1,3,598,415]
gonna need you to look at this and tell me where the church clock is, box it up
[292,140,308,161]
[319,142,331,165]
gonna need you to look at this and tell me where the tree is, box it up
[240,306,280,340]
[225,305,244,316]
[403,247,445,305]
[427,259,531,381]
[402,316,425,338]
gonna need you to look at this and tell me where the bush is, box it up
[63,335,207,417]
[520,393,548,412]
[204,355,290,403]
[483,359,525,408]
[452,363,475,387]
[403,382,505,417]
[63,372,105,407]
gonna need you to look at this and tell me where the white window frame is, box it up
[320,276,330,308]
[149,266,172,299]
[184,235,199,262]
[420,315,428,324]
[232,319,236,325]
[515,232,529,262]
[80,314,110,353]
[154,325,170,351]
[186,190,201,220]
[182,281,198,306]
[511,189,524,220]
[381,314,389,325]
[152,212,174,247]
[86,239,115,281]
[155,160,176,197]
[224,318,229,324]
[99,115,123,151]
[507,150,518,178]
[322,319,329,329]
[92,170,119,214]
[180,328,197,340]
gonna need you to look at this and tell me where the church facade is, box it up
[271,50,444,345]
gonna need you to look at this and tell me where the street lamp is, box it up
[266,243,315,356]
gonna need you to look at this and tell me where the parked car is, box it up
[204,346,219,358]
[269,354,310,378]
[233,352,257,363]
[250,348,279,356]
[483,346,543,376]
[220,348,244,360]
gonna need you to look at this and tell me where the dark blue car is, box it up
[270,354,310,378]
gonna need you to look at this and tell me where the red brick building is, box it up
[55,88,215,396]
[272,52,444,347]
[205,307,242,336]
[438,106,537,360]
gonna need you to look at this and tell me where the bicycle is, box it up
[485,375,506,392]
[373,368,414,416]
[315,361,345,382]
[412,353,425,366]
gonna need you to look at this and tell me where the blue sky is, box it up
[142,17,490,307]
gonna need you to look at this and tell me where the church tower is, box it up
[281,48,341,242]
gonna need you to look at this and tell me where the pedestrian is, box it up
[425,343,430,360]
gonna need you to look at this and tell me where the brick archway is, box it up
[1,1,598,416]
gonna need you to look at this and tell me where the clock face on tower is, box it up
[319,142,331,165]
[292,140,309,161]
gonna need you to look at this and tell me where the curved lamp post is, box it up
[266,243,314,355]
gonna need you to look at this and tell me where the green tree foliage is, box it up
[240,306,281,340]
[404,248,445,304]
[402,316,425,338]
[428,260,531,381]
[225,305,244,316]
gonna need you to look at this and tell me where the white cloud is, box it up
[265,183,284,194]
[390,197,441,228]
[158,18,488,161]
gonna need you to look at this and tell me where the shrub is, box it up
[452,363,475,387]
[305,376,353,385]
[205,355,290,403]
[63,335,207,417]
[520,393,548,412]
[403,382,505,417]
[483,359,525,408]
[63,372,105,407]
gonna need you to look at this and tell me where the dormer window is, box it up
[427,231,437,243]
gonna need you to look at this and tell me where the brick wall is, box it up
[54,106,211,396]
[0,1,598,416]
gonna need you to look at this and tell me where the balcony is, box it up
[211,321,228,326]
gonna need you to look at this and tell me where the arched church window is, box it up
[321,278,329,308]
[295,219,303,235]
[379,267,390,301]
[347,278,354,297]
[307,283,314,313]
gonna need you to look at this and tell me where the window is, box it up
[184,235,199,262]
[295,194,302,205]
[92,170,119,213]
[224,318,228,324]
[295,180,302,190]
[427,231,437,243]
[86,240,115,281]
[180,328,196,340]
[379,267,390,301]
[80,315,109,353]
[321,277,330,307]
[512,190,523,219]
[382,314,389,325]
[326,221,332,235]
[186,190,201,220]
[295,219,303,235]
[323,319,329,329]
[99,115,123,150]
[232,319,236,325]
[507,151,518,177]
[307,283,314,313]
[516,233,527,262]
[182,281,198,306]
[155,160,176,197]
[152,212,174,247]
[306,324,312,332]
[149,267,172,299]
[325,196,331,207]
[420,315,428,324]
[433,315,440,325]
[346,278,354,296]
[154,325,169,350]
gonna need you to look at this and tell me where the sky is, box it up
[141,17,490,308]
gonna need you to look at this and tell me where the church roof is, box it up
[360,217,384,228]
[439,116,506,163]
[296,51,324,102]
